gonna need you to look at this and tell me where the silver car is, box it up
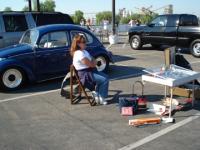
[0,11,73,48]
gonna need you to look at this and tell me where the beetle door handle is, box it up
[0,36,3,39]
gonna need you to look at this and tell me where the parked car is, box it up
[0,24,113,90]
[0,11,73,48]
[129,14,200,57]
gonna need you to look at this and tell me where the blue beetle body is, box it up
[0,24,113,89]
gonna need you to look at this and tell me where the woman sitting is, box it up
[70,35,109,105]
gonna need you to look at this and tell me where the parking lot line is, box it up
[0,89,60,103]
[119,112,200,150]
[191,60,200,64]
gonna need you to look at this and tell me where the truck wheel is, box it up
[0,68,26,91]
[190,40,200,58]
[130,35,142,50]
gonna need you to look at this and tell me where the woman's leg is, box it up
[93,72,109,99]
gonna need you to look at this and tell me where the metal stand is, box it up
[162,87,175,123]
[169,88,173,118]
[192,80,195,107]
[162,80,195,123]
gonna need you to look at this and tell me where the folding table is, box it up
[142,64,200,122]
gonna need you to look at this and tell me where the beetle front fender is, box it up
[0,59,36,82]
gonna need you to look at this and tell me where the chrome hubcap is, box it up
[193,43,200,55]
[2,69,22,88]
[96,56,107,72]
[132,38,139,48]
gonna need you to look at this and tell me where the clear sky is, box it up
[0,0,200,16]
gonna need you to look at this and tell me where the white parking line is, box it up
[122,43,127,48]
[0,89,60,103]
[190,60,200,64]
[119,112,200,150]
[0,73,143,104]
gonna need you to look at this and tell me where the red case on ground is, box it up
[121,107,134,116]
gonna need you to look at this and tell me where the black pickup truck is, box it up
[129,14,200,57]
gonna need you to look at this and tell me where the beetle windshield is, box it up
[20,29,39,45]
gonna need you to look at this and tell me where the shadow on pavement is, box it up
[2,78,64,94]
[109,65,145,80]
[113,54,135,63]
[2,65,144,95]
[109,93,164,104]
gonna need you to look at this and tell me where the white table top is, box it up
[142,65,200,87]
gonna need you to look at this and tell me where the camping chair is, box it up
[70,65,96,106]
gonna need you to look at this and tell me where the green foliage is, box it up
[4,7,12,11]
[72,10,84,24]
[96,11,112,25]
[120,17,130,24]
[140,14,158,24]
[95,10,158,25]
[23,0,56,12]
[41,0,56,12]
[120,13,158,24]
[115,14,121,25]
[22,6,29,11]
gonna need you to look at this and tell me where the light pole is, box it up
[28,0,32,11]
[112,0,116,35]
[109,0,118,45]
[36,0,40,11]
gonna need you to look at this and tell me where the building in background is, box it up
[164,5,173,14]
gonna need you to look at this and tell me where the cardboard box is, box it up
[173,87,200,99]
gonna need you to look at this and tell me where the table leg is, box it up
[192,80,195,107]
[164,85,167,99]
[169,87,173,118]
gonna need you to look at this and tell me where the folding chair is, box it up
[70,65,96,106]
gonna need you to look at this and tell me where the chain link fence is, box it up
[82,24,133,44]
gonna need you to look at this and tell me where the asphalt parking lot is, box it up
[0,44,200,150]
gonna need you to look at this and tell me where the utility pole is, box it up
[28,0,32,11]
[109,0,118,45]
[36,0,40,11]
[112,0,116,35]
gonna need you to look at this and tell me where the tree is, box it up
[72,10,84,24]
[96,11,112,25]
[22,6,29,11]
[4,7,12,11]
[24,0,32,11]
[95,11,121,25]
[41,0,55,12]
[22,0,56,12]
[120,17,130,24]
[115,14,121,25]
[119,13,158,25]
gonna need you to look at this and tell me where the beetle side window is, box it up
[20,30,39,45]
[3,15,28,32]
[39,34,49,48]
[70,31,93,44]
[151,16,167,27]
[39,31,68,48]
